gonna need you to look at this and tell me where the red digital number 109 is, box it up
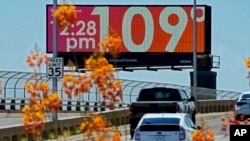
[58,6,205,53]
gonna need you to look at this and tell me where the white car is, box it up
[132,113,196,141]
[235,91,250,120]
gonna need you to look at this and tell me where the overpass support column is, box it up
[190,71,217,100]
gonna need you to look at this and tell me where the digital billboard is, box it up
[46,5,211,68]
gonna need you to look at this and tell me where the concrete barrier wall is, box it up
[0,108,130,141]
[0,98,129,112]
[0,99,237,113]
[0,100,237,140]
[196,100,236,113]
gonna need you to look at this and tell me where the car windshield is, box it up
[141,117,180,125]
[241,94,250,99]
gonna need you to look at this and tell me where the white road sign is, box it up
[46,57,64,78]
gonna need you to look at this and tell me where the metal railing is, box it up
[0,71,241,101]
[0,70,241,114]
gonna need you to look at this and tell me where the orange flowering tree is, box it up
[192,115,215,141]
[23,45,62,138]
[60,28,123,141]
[76,28,123,140]
[80,114,121,141]
[62,27,123,108]
[53,1,77,29]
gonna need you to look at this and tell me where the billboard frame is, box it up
[46,4,212,70]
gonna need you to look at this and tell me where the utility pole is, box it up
[52,0,58,121]
[193,0,197,100]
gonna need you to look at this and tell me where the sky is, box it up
[0,0,250,93]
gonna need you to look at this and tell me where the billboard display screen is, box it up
[46,5,211,68]
[46,5,211,67]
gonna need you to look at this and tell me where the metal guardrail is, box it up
[0,70,241,114]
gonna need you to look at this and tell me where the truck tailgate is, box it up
[131,101,178,116]
[139,125,180,141]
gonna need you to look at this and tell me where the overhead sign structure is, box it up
[46,5,211,69]
[46,57,64,78]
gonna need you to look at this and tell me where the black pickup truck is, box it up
[128,87,196,138]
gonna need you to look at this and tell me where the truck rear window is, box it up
[138,88,181,101]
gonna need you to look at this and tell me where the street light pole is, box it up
[193,0,197,100]
[52,0,58,121]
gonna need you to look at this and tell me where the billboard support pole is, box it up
[193,0,197,100]
[52,0,58,121]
